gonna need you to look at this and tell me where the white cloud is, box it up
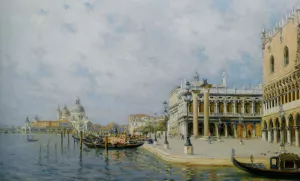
[0,0,299,126]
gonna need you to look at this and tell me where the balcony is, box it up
[177,112,261,118]
[264,99,300,116]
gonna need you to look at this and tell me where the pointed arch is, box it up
[284,46,289,66]
[296,113,300,126]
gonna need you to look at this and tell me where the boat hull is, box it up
[232,155,300,178]
[83,140,144,149]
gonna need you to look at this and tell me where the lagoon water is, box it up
[0,135,288,181]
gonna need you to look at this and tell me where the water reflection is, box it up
[1,135,292,181]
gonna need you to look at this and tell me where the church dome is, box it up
[61,105,70,117]
[71,97,85,114]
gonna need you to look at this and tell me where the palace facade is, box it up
[262,8,300,146]
[168,72,263,139]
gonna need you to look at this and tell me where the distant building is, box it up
[21,97,93,133]
[169,72,263,139]
[56,97,93,132]
[128,114,155,134]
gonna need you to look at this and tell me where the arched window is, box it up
[270,55,275,73]
[284,46,289,66]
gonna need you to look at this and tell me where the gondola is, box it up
[72,135,80,141]
[231,149,300,179]
[27,135,38,142]
[83,139,144,149]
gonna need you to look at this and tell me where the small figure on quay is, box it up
[240,138,244,145]
[250,155,254,163]
[208,132,211,144]
[184,135,192,146]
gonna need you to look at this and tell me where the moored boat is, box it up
[83,139,144,149]
[231,149,300,178]
[72,134,80,141]
[27,135,38,142]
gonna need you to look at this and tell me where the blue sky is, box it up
[0,0,299,126]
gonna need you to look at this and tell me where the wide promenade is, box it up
[142,137,300,167]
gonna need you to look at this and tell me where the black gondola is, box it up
[83,139,144,149]
[231,148,300,179]
[72,135,80,141]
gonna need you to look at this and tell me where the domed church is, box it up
[56,97,92,132]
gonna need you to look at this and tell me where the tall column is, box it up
[287,127,291,145]
[295,127,299,147]
[251,102,254,114]
[242,101,245,113]
[262,129,266,141]
[215,124,219,138]
[202,84,212,138]
[280,128,284,144]
[233,101,236,114]
[225,124,228,137]
[192,90,200,137]
[234,124,237,138]
[268,129,272,143]
[215,101,219,113]
[224,101,227,115]
[274,128,278,143]
[252,124,256,138]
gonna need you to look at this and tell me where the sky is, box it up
[0,0,299,127]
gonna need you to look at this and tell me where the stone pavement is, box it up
[141,137,300,166]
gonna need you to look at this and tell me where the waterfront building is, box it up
[261,8,300,146]
[128,114,155,134]
[168,72,263,139]
[56,97,93,132]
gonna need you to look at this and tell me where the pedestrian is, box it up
[208,132,211,144]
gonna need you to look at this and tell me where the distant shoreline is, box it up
[141,144,270,167]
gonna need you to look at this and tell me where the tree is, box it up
[156,120,167,131]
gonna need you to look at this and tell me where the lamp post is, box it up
[279,104,286,151]
[153,113,158,144]
[238,114,243,144]
[184,81,192,146]
[218,119,222,141]
[163,101,169,149]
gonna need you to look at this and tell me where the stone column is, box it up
[233,101,236,114]
[242,101,245,114]
[251,102,254,114]
[274,128,278,143]
[192,91,200,137]
[215,124,219,138]
[233,124,237,138]
[243,124,247,138]
[215,101,218,113]
[225,124,228,137]
[295,127,299,147]
[202,84,212,138]
[280,128,284,144]
[224,101,227,115]
[252,125,256,138]
[287,127,291,145]
[262,129,266,141]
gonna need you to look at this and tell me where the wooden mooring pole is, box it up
[105,136,108,156]
[80,131,83,151]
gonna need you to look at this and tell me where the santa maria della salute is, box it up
[21,97,93,134]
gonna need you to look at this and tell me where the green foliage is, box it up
[156,120,167,131]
